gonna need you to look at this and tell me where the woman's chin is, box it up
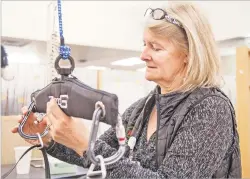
[145,73,156,81]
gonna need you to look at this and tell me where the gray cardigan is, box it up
[46,87,241,178]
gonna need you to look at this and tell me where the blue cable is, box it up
[57,0,71,60]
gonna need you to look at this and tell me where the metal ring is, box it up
[54,55,75,75]
[87,155,106,179]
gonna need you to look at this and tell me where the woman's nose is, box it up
[140,49,152,62]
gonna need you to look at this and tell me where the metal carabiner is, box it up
[87,102,104,165]
[87,101,126,166]
[18,102,50,140]
[87,155,106,179]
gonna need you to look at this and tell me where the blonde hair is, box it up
[145,2,221,92]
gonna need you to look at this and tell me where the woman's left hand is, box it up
[46,98,90,156]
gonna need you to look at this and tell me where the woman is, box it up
[12,2,241,178]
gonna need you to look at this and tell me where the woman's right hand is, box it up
[11,106,52,147]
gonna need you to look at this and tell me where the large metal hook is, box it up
[87,101,126,167]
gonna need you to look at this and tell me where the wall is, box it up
[221,55,236,76]
[220,55,237,106]
[195,1,250,40]
[100,70,155,114]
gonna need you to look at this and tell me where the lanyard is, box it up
[127,95,156,162]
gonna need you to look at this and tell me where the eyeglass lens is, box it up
[152,9,165,20]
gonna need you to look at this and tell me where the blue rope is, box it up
[57,0,71,60]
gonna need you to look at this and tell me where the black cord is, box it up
[41,147,51,179]
[1,145,51,179]
[1,145,39,179]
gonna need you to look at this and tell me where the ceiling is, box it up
[2,1,250,71]
[2,1,250,52]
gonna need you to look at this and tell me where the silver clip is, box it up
[36,133,44,149]
[87,155,106,179]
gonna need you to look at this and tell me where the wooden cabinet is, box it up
[236,46,250,178]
